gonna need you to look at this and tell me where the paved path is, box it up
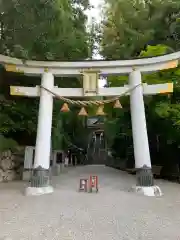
[0,165,180,240]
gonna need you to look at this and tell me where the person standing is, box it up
[64,151,69,167]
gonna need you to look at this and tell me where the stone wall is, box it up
[0,147,24,182]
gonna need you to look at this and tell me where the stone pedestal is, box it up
[131,185,162,197]
[136,165,154,187]
[25,186,53,196]
[25,166,53,196]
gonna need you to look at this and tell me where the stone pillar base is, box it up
[24,166,53,196]
[131,185,162,197]
[30,166,50,187]
[136,165,154,186]
[25,186,54,196]
[130,165,163,196]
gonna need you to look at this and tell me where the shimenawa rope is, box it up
[40,83,142,106]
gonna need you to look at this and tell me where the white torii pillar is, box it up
[129,70,162,196]
[25,71,54,196]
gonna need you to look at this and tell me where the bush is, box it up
[0,134,18,152]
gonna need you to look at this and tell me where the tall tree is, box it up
[100,0,180,59]
[0,0,92,150]
[100,0,180,174]
[0,0,90,60]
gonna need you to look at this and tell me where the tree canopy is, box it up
[0,0,91,60]
[100,0,180,175]
[100,0,180,59]
[0,0,91,151]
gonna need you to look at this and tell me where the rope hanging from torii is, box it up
[40,83,142,116]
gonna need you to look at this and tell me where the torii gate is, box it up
[1,52,179,197]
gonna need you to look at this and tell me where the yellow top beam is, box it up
[159,82,173,94]
[4,64,24,73]
[164,60,178,70]
[10,86,26,96]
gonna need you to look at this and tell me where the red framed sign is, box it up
[79,178,88,192]
[89,175,98,193]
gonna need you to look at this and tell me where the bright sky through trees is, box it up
[86,0,106,87]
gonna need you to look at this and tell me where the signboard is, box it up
[79,178,88,192]
[89,175,98,193]
[82,69,99,96]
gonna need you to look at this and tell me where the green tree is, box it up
[0,0,92,150]
[100,0,180,59]
[103,43,180,175]
[0,0,90,60]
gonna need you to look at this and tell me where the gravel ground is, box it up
[0,165,180,240]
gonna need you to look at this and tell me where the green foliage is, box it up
[0,0,92,149]
[51,100,89,151]
[100,0,180,166]
[0,134,18,151]
[100,0,180,59]
[0,95,38,135]
[139,45,174,58]
[0,0,90,60]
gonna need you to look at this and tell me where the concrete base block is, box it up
[22,170,31,181]
[24,186,54,196]
[52,165,61,176]
[131,185,162,197]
